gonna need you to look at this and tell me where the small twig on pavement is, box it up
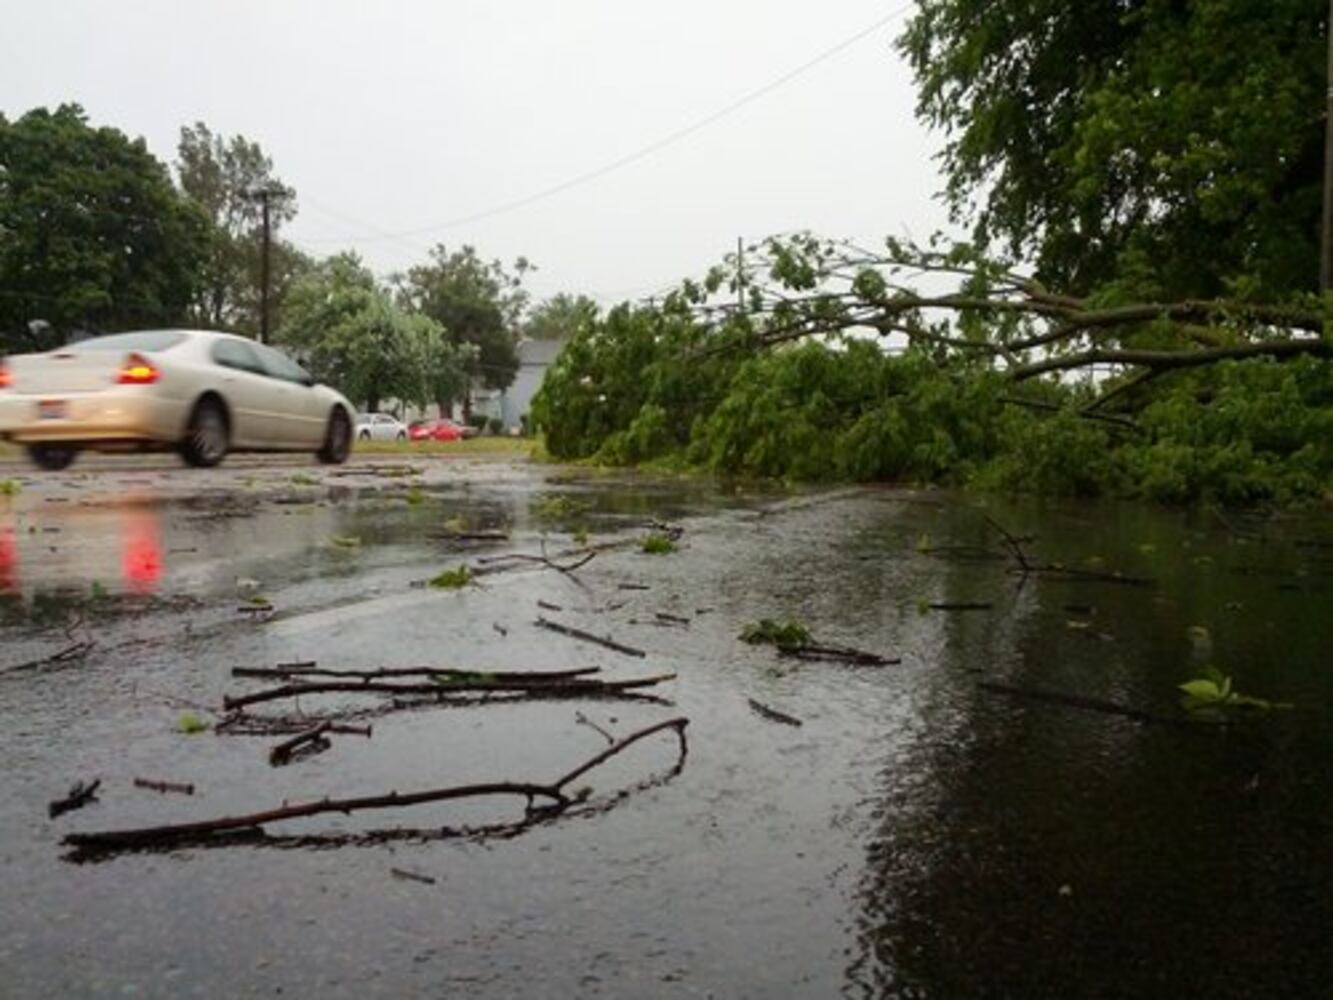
[390,867,437,885]
[575,711,616,744]
[747,698,803,727]
[269,722,334,766]
[534,616,647,658]
[49,779,101,819]
[134,778,195,796]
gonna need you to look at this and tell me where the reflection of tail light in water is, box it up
[0,527,16,594]
[121,510,163,594]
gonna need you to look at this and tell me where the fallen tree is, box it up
[531,235,1333,506]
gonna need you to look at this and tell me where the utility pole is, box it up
[1323,0,1333,294]
[245,186,287,343]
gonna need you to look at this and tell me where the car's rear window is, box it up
[74,331,190,353]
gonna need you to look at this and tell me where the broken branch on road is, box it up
[49,779,101,819]
[223,671,673,711]
[747,698,803,727]
[575,710,616,744]
[63,718,690,855]
[1,640,95,675]
[474,551,597,575]
[534,616,647,658]
[269,722,335,766]
[214,717,373,737]
[133,778,195,796]
[778,643,900,667]
[232,664,602,684]
[977,681,1177,725]
[983,515,1156,587]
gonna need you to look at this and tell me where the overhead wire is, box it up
[299,4,913,246]
[3,6,915,323]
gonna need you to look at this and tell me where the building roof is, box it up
[517,338,566,366]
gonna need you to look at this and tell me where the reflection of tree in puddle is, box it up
[841,503,1333,997]
[0,584,202,628]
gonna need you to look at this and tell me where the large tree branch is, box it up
[1005,300,1321,353]
[1010,339,1331,380]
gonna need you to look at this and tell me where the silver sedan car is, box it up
[0,329,356,470]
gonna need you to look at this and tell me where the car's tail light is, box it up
[0,361,10,389]
[117,354,160,385]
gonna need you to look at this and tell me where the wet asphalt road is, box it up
[2,454,1331,998]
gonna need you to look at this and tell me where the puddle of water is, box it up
[0,470,1330,996]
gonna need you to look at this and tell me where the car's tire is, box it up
[27,444,78,471]
[358,430,371,441]
[318,407,352,465]
[396,431,406,442]
[181,397,229,468]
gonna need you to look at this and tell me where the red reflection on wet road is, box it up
[0,527,16,594]
[121,510,162,594]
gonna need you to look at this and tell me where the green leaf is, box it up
[1179,679,1222,701]
[428,565,472,589]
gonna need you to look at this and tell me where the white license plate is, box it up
[37,400,67,420]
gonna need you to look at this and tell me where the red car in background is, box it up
[408,418,467,442]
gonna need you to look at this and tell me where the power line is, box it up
[301,6,911,245]
[299,196,433,257]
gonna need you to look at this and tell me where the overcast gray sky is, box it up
[1,1,950,307]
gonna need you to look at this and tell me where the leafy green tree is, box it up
[899,0,1325,299]
[276,253,462,413]
[175,122,307,335]
[410,317,477,417]
[397,245,533,408]
[525,293,599,341]
[0,104,208,351]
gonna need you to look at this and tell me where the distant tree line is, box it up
[0,104,597,413]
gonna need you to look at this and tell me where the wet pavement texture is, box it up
[1,454,1331,997]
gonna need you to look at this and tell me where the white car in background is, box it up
[355,412,409,441]
[0,329,356,470]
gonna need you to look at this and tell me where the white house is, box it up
[499,338,565,433]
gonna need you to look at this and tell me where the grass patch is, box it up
[355,438,535,457]
[0,479,20,496]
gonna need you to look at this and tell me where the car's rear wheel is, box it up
[181,397,229,468]
[27,444,78,471]
[318,408,352,464]
[396,431,406,442]
[358,430,371,441]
